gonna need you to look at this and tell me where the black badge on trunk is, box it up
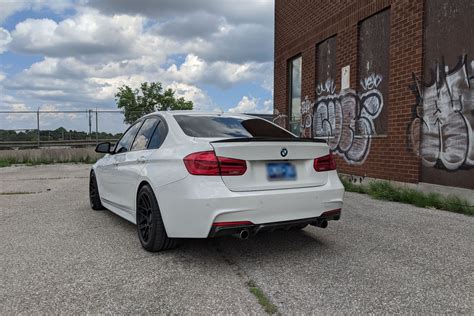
[280,148,288,157]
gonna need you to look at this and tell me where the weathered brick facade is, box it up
[274,0,474,189]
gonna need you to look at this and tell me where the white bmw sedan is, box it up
[90,111,344,252]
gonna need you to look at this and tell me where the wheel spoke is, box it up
[89,179,96,197]
[138,206,147,216]
[144,194,151,210]
[143,226,149,241]
[137,191,156,243]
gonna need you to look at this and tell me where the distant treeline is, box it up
[0,127,122,141]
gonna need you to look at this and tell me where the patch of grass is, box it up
[0,191,37,195]
[340,176,474,216]
[367,181,400,201]
[341,178,368,193]
[441,195,473,215]
[246,280,278,315]
[0,157,16,168]
[0,155,98,168]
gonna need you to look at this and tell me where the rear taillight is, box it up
[183,151,219,175]
[212,221,253,227]
[314,152,337,172]
[217,156,247,175]
[183,151,247,176]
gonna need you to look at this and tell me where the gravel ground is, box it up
[1,164,473,314]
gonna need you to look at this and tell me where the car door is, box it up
[94,153,115,201]
[114,117,160,211]
[103,121,143,209]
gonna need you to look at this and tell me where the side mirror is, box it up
[95,142,112,154]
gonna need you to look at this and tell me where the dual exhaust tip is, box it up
[231,229,250,240]
[235,229,250,240]
[312,219,328,229]
[233,219,328,240]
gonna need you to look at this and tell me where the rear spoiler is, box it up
[211,137,327,144]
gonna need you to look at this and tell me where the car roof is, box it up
[142,110,256,120]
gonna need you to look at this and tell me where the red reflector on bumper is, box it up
[321,208,342,217]
[212,221,254,227]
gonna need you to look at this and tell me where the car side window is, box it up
[131,118,159,151]
[114,121,143,154]
[148,119,167,149]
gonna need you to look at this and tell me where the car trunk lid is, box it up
[210,138,330,192]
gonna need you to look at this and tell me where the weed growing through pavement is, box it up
[340,177,473,216]
[246,280,279,315]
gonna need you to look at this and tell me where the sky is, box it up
[0,0,274,133]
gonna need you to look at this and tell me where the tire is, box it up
[136,185,177,252]
[89,171,105,210]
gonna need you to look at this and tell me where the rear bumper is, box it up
[155,170,344,238]
[208,208,341,238]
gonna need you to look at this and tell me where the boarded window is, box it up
[358,9,390,134]
[288,56,302,135]
[418,0,474,189]
[316,36,337,96]
[313,36,338,138]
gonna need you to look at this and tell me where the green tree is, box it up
[115,82,193,124]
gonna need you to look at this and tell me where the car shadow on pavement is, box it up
[180,229,329,261]
[98,207,331,262]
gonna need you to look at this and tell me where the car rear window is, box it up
[174,115,295,138]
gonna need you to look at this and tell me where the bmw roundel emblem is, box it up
[280,147,288,157]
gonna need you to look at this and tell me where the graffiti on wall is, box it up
[409,55,474,171]
[304,74,384,164]
[300,96,315,138]
[273,109,288,128]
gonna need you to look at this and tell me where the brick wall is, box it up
[274,0,424,183]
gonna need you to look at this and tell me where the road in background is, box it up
[1,165,472,314]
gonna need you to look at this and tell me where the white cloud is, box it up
[166,82,214,111]
[262,99,273,113]
[184,23,273,63]
[152,13,273,63]
[1,96,32,121]
[39,104,65,118]
[154,11,224,40]
[0,0,75,23]
[0,1,26,23]
[9,11,157,61]
[0,28,12,54]
[229,96,258,113]
[88,0,274,27]
[88,74,149,100]
[5,50,272,106]
[229,96,273,114]
[1,2,274,130]
[165,54,272,89]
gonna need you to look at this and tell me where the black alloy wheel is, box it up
[136,185,177,252]
[89,171,105,210]
[137,192,153,243]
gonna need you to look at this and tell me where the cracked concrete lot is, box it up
[1,164,473,314]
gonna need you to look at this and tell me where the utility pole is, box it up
[88,109,92,140]
[95,108,99,145]
[36,109,40,148]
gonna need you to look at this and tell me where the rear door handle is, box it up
[138,156,146,163]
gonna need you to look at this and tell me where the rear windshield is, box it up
[174,115,295,138]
